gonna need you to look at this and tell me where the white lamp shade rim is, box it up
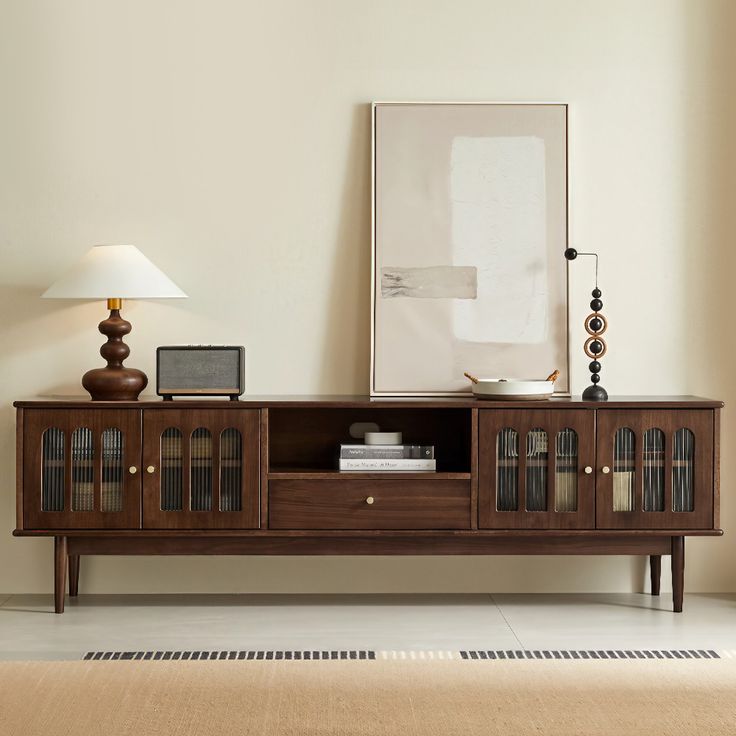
[42,244,187,299]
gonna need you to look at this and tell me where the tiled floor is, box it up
[1,593,735,660]
[0,593,736,660]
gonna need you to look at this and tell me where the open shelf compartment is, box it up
[267,407,472,476]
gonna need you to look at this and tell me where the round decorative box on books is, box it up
[364,432,403,446]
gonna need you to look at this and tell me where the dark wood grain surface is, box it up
[15,408,24,531]
[671,536,685,612]
[13,395,725,409]
[65,534,674,557]
[478,409,596,530]
[269,479,471,530]
[54,536,67,614]
[68,554,80,597]
[14,397,723,616]
[260,408,269,529]
[22,408,142,530]
[141,408,260,530]
[15,528,723,538]
[595,410,714,530]
[471,408,479,530]
[268,471,471,480]
[650,554,661,595]
[714,408,721,529]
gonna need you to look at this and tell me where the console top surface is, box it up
[13,395,724,409]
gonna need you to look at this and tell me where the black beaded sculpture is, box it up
[564,247,608,401]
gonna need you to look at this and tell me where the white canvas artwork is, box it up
[372,103,568,396]
[451,136,547,344]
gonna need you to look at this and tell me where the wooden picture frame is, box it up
[371,102,569,397]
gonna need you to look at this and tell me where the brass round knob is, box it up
[128,466,137,474]
[366,496,375,505]
[602,466,611,474]
[584,466,593,474]
[146,465,156,474]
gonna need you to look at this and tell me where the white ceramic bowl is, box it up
[470,378,554,400]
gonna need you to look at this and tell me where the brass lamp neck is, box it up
[107,298,122,310]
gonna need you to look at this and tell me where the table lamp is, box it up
[42,244,187,401]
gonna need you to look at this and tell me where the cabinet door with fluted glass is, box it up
[22,408,142,529]
[596,410,715,529]
[142,409,260,529]
[479,410,595,529]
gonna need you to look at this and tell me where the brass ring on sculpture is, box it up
[584,312,608,336]
[584,335,607,359]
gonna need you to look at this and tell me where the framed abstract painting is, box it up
[371,102,569,396]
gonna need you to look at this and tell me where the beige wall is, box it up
[1,0,735,594]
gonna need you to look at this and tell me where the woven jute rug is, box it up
[1,657,735,735]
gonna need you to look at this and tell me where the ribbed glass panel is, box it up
[525,429,548,511]
[555,429,578,512]
[42,428,65,512]
[220,428,242,512]
[71,428,94,511]
[643,428,665,512]
[161,428,183,511]
[191,428,213,511]
[673,428,695,512]
[496,428,519,511]
[613,428,636,511]
[101,428,123,512]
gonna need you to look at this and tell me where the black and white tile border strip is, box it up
[83,649,722,661]
[84,650,376,661]
[459,649,721,660]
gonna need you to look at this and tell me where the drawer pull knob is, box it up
[366,496,375,505]
[146,465,156,474]
[128,466,137,475]
[602,466,611,474]
[584,466,593,474]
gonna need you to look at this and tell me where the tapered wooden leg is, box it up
[54,536,67,614]
[671,536,685,613]
[650,555,661,596]
[69,555,80,597]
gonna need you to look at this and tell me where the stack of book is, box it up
[338,444,436,472]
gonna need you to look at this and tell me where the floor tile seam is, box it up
[488,593,525,649]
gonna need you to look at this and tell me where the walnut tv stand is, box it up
[13,396,722,613]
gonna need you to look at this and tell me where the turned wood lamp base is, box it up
[82,298,148,401]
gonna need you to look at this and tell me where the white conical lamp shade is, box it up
[42,244,187,299]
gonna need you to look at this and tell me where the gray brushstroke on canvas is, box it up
[381,266,478,298]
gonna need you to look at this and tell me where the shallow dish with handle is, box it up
[463,371,559,400]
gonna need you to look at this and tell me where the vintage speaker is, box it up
[156,346,245,401]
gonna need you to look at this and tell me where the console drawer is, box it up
[268,479,471,530]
